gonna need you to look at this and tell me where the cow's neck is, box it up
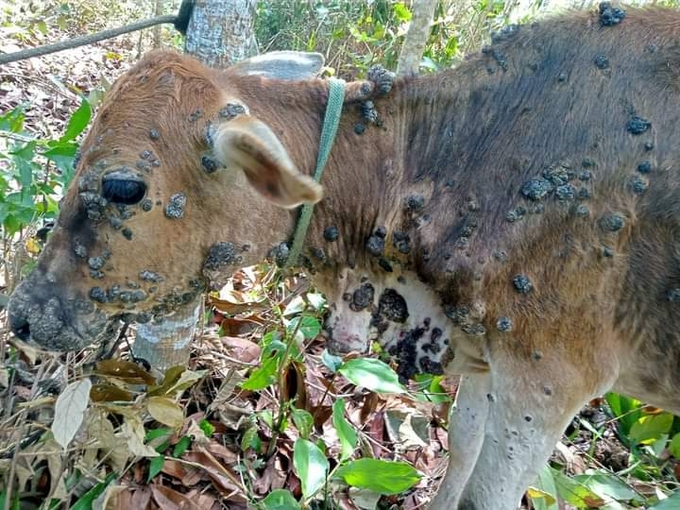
[289,73,491,299]
[231,72,496,302]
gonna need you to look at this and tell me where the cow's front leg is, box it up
[454,345,618,510]
[430,338,619,510]
[428,372,491,509]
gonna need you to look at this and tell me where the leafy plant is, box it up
[0,98,92,311]
[233,275,422,506]
[0,100,87,234]
[256,0,453,78]
[528,394,680,509]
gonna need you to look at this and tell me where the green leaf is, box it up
[199,419,215,437]
[529,464,558,510]
[0,490,20,510]
[11,141,37,189]
[293,438,329,499]
[332,399,357,461]
[573,471,638,503]
[60,99,91,142]
[339,358,406,394]
[240,425,261,452]
[669,433,680,458]
[334,458,421,495]
[258,409,276,430]
[444,37,459,59]
[413,374,451,404]
[527,487,557,510]
[43,141,78,184]
[145,427,173,443]
[393,3,412,22]
[552,468,604,508]
[148,455,165,481]
[261,489,301,510]
[291,408,314,439]
[262,338,288,359]
[605,393,642,437]
[321,349,343,373]
[287,315,321,340]
[3,214,24,235]
[144,427,175,453]
[261,330,282,347]
[241,355,279,390]
[69,472,117,510]
[0,104,26,133]
[172,435,191,457]
[649,491,680,509]
[629,413,674,444]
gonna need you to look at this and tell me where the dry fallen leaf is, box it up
[121,416,158,458]
[150,484,190,510]
[95,360,156,385]
[253,453,288,495]
[220,336,261,363]
[147,396,184,429]
[52,378,92,449]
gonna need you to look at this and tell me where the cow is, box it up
[7,4,680,508]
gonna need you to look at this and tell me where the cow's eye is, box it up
[102,172,147,205]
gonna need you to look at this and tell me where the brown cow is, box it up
[8,4,680,508]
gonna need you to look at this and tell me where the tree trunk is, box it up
[132,0,257,375]
[184,0,257,68]
[133,299,202,378]
[396,0,439,77]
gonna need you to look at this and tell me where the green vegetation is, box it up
[255,0,513,77]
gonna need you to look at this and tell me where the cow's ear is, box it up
[229,51,325,80]
[211,116,323,208]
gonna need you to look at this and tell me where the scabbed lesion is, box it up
[322,268,452,382]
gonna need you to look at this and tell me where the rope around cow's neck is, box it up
[286,77,346,268]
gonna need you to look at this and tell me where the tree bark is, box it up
[184,0,257,68]
[133,299,202,378]
[132,0,257,375]
[396,0,439,77]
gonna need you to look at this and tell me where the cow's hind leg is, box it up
[430,343,619,510]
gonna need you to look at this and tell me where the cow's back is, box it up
[372,7,680,414]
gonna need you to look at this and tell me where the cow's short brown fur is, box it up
[9,5,680,508]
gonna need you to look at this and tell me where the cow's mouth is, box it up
[7,279,113,352]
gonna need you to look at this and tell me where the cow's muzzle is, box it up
[8,274,110,352]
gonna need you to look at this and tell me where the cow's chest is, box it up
[320,268,452,381]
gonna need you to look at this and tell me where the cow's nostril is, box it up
[10,318,30,341]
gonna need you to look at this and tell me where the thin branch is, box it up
[0,14,177,66]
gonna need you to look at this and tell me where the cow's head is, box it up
[7,50,325,351]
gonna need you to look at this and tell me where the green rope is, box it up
[286,78,346,268]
